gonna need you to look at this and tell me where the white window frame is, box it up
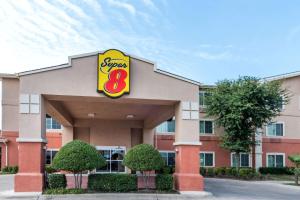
[45,148,59,165]
[280,95,285,111]
[95,146,127,174]
[159,150,176,166]
[199,91,208,108]
[266,122,285,137]
[199,119,214,135]
[230,152,252,167]
[266,153,286,167]
[156,117,175,135]
[46,116,62,131]
[200,151,215,167]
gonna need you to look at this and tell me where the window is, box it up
[46,115,62,130]
[200,152,214,167]
[156,119,175,133]
[45,149,58,165]
[199,91,211,108]
[267,153,285,167]
[266,122,284,136]
[96,146,125,173]
[231,153,251,167]
[200,120,214,134]
[160,151,175,166]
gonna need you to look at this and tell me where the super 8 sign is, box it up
[97,49,130,98]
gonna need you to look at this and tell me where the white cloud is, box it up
[196,51,232,60]
[107,0,136,15]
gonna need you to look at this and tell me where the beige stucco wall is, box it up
[19,55,198,102]
[2,78,19,132]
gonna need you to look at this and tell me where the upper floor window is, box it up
[231,153,251,167]
[160,151,175,166]
[266,122,284,136]
[156,119,175,133]
[200,152,214,167]
[199,91,211,108]
[267,153,285,167]
[45,149,58,165]
[46,115,62,130]
[199,120,214,134]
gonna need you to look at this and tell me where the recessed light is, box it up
[126,114,135,119]
[88,113,96,118]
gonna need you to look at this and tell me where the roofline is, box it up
[0,73,18,79]
[263,70,300,81]
[17,50,201,86]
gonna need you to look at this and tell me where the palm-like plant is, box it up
[288,155,300,185]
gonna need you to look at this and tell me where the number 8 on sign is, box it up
[104,69,128,94]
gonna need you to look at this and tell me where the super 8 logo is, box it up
[97,49,130,98]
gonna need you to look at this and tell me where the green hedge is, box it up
[48,174,67,189]
[1,166,18,174]
[201,167,258,179]
[238,168,256,179]
[156,174,173,191]
[157,166,175,175]
[88,174,137,192]
[259,167,294,175]
[45,165,57,174]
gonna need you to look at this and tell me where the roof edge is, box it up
[263,70,300,81]
[0,73,18,79]
[17,50,200,86]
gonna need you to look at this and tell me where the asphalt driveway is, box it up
[0,175,14,193]
[205,178,300,200]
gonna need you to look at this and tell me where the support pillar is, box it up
[173,101,204,192]
[62,126,74,145]
[143,128,154,145]
[15,94,46,192]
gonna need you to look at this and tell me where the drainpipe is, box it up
[4,141,7,167]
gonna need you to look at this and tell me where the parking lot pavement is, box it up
[205,178,300,200]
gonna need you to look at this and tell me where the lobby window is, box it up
[266,122,284,136]
[159,151,175,166]
[199,120,214,134]
[96,146,125,173]
[267,153,285,167]
[46,115,62,130]
[231,153,251,167]
[156,119,175,133]
[200,152,214,167]
[199,91,211,108]
[45,149,58,165]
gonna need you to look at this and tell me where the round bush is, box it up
[52,140,106,173]
[48,174,67,189]
[123,144,164,171]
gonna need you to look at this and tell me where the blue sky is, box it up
[1,0,300,84]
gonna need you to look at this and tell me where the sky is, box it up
[1,0,300,84]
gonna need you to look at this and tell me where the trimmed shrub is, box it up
[123,144,164,189]
[156,174,173,191]
[200,167,207,176]
[207,168,215,177]
[45,165,57,174]
[48,174,67,189]
[1,166,18,174]
[88,174,137,192]
[238,168,256,179]
[52,140,106,189]
[215,167,226,176]
[158,166,175,175]
[259,167,294,175]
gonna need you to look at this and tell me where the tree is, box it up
[288,155,300,185]
[123,144,164,189]
[206,76,289,169]
[52,140,106,189]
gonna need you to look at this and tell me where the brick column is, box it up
[173,101,204,192]
[15,94,46,192]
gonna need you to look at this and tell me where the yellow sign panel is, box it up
[98,49,130,98]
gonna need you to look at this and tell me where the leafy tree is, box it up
[123,144,164,189]
[52,140,106,189]
[288,155,300,185]
[206,76,289,169]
